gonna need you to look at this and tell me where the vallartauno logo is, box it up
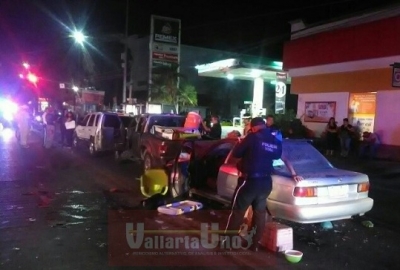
[126,223,255,251]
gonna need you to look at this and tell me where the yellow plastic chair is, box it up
[140,169,169,198]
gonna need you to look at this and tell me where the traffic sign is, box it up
[59,83,65,89]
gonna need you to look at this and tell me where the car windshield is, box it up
[282,140,333,174]
[119,116,132,127]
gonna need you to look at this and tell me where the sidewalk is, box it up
[327,155,400,177]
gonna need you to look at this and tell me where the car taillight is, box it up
[357,182,369,193]
[293,187,317,197]
[159,143,167,155]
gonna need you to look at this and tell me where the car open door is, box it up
[101,114,122,151]
[75,114,90,140]
[130,116,146,158]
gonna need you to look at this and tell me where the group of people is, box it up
[41,107,76,149]
[13,105,76,149]
[325,117,380,159]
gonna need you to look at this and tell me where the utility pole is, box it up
[122,0,129,105]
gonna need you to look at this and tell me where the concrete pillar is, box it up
[252,77,264,118]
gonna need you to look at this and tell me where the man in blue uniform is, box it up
[223,117,282,251]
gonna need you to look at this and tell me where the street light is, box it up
[71,30,86,45]
[72,86,79,92]
[27,73,38,84]
[23,63,30,69]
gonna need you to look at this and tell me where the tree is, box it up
[151,65,197,112]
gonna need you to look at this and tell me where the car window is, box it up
[81,115,90,126]
[283,141,332,174]
[138,117,147,132]
[104,115,121,129]
[95,115,102,127]
[225,152,290,175]
[147,116,185,131]
[120,116,133,128]
[87,115,95,126]
[129,118,137,129]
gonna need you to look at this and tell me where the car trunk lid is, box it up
[293,168,369,204]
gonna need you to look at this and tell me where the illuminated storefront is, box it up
[283,6,400,159]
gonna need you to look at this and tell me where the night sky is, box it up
[0,0,399,99]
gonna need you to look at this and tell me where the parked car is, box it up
[73,112,124,156]
[115,113,189,169]
[143,138,374,224]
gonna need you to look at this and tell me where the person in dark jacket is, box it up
[222,117,282,251]
[59,110,67,146]
[266,115,279,134]
[208,115,222,139]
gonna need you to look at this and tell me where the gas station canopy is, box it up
[195,57,291,83]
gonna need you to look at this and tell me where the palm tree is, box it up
[151,65,197,112]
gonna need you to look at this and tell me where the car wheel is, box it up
[73,135,79,148]
[114,150,122,162]
[89,141,97,156]
[143,151,153,171]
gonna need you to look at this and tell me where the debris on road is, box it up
[362,220,374,228]
[28,218,36,222]
[321,221,333,230]
[97,242,106,248]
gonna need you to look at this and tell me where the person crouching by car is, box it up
[64,112,76,149]
[359,131,380,159]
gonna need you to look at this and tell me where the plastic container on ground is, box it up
[157,200,203,215]
[259,222,293,252]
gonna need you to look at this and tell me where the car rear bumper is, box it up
[267,197,374,224]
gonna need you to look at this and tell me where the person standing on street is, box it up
[266,115,279,134]
[206,115,222,139]
[16,105,31,148]
[223,117,283,251]
[242,114,251,135]
[59,110,67,146]
[64,112,76,148]
[339,118,354,157]
[44,107,56,149]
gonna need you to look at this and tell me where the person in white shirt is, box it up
[16,105,31,148]
[64,112,76,148]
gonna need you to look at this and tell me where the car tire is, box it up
[89,140,98,156]
[143,151,153,171]
[114,150,123,163]
[73,133,79,148]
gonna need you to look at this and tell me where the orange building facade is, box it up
[283,7,400,159]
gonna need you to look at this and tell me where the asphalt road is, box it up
[0,128,399,269]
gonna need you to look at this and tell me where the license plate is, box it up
[328,185,349,198]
